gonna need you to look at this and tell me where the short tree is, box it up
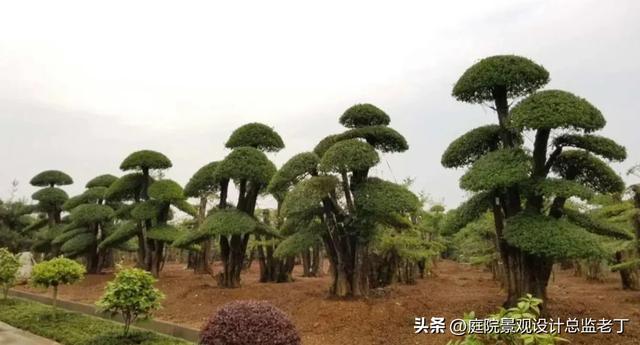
[97,267,164,336]
[0,248,19,300]
[31,257,85,315]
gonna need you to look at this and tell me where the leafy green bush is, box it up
[446,295,568,345]
[0,248,19,299]
[97,267,164,336]
[31,256,85,314]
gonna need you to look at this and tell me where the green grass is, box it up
[0,298,193,345]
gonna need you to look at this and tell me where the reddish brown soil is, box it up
[16,261,640,345]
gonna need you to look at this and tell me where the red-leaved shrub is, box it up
[199,300,301,345]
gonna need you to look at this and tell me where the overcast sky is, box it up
[1,0,639,209]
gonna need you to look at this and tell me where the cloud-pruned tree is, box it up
[175,123,282,288]
[442,55,630,306]
[271,104,420,297]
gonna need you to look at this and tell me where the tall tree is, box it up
[175,123,283,288]
[442,55,631,305]
[28,170,73,257]
[272,104,420,297]
[183,161,220,274]
[55,174,117,273]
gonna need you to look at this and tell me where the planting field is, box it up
[15,260,640,345]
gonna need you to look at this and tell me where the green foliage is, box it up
[447,295,568,345]
[373,227,440,262]
[452,55,549,103]
[450,214,496,265]
[282,176,338,219]
[504,212,604,259]
[267,152,319,195]
[30,170,73,187]
[274,229,322,258]
[52,228,87,246]
[31,257,85,288]
[131,200,164,221]
[354,177,420,219]
[339,103,391,128]
[201,208,257,236]
[146,225,181,243]
[552,150,624,193]
[527,178,594,200]
[184,161,220,197]
[225,122,285,152]
[32,187,69,210]
[97,267,164,336]
[99,221,139,250]
[510,90,605,132]
[148,180,185,202]
[563,208,633,240]
[172,229,209,248]
[319,139,380,173]
[106,173,153,201]
[61,233,96,257]
[460,148,531,192]
[553,134,626,162]
[313,126,408,157]
[0,298,187,345]
[172,199,197,217]
[86,174,118,188]
[216,147,277,185]
[0,248,19,299]
[442,192,493,234]
[120,150,172,171]
[342,126,408,153]
[70,204,114,225]
[441,125,503,168]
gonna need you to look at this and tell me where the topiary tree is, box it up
[101,150,194,277]
[175,123,282,288]
[0,248,19,300]
[200,300,301,345]
[55,174,118,273]
[31,257,85,315]
[183,161,221,274]
[270,104,420,297]
[28,170,73,257]
[96,267,164,336]
[442,55,630,306]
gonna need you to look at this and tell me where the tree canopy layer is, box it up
[30,170,73,187]
[120,150,172,171]
[339,103,391,128]
[225,122,285,152]
[452,55,550,103]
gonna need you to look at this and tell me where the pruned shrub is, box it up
[31,256,85,315]
[199,300,301,345]
[97,267,164,336]
[0,248,19,300]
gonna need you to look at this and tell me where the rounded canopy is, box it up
[452,55,549,103]
[184,161,221,198]
[120,150,172,171]
[225,123,285,152]
[510,90,605,132]
[30,170,73,187]
[86,174,118,188]
[216,147,276,185]
[339,104,391,128]
[148,179,185,202]
[319,139,379,173]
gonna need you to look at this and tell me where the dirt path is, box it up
[16,260,640,345]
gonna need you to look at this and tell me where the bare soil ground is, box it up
[16,260,640,345]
